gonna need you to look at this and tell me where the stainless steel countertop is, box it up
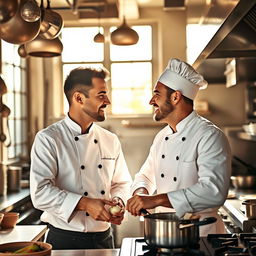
[0,188,30,211]
[51,249,120,256]
[222,189,256,232]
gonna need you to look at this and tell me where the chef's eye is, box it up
[98,95,105,99]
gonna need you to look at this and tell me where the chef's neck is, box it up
[68,111,93,134]
[166,106,193,133]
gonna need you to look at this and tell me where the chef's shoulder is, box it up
[196,116,228,145]
[34,120,64,144]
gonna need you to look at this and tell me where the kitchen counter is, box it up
[0,225,47,244]
[221,189,256,232]
[0,188,30,212]
[51,249,119,256]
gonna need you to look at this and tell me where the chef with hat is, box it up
[126,58,231,235]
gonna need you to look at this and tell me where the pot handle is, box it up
[139,208,150,215]
[179,217,217,229]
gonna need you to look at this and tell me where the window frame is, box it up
[61,22,158,118]
[0,41,28,162]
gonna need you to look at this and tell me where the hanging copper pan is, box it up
[0,0,40,44]
[39,0,63,40]
[0,0,18,23]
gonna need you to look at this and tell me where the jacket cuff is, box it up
[59,193,82,222]
[131,182,155,195]
[167,189,193,217]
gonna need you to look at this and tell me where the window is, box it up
[1,41,28,160]
[61,25,153,115]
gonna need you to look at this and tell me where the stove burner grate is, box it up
[135,239,206,256]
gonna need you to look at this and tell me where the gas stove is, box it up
[119,234,256,256]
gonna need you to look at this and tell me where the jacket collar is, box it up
[166,110,197,135]
[64,114,94,135]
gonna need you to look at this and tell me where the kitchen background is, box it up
[0,0,256,247]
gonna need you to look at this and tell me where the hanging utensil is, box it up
[39,0,63,40]
[0,101,10,143]
[94,9,104,43]
[20,0,41,22]
[0,76,7,96]
[0,0,18,23]
[2,114,11,147]
[0,0,40,44]
[18,44,28,58]
[25,36,63,57]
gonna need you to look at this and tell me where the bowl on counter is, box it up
[243,123,256,135]
[0,241,52,256]
[0,212,19,229]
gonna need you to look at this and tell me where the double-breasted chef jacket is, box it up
[132,111,231,236]
[30,115,132,233]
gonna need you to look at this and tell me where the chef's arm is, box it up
[127,192,172,215]
[168,130,231,218]
[150,193,172,208]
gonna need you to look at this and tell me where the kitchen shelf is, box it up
[236,132,256,142]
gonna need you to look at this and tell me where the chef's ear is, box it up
[73,92,84,104]
[171,91,182,104]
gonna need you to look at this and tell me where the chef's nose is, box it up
[104,96,111,105]
[149,96,155,105]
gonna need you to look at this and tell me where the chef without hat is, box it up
[157,58,208,100]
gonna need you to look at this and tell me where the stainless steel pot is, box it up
[7,166,22,192]
[143,212,216,248]
[242,199,256,220]
[230,175,256,189]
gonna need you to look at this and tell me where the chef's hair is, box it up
[64,67,109,105]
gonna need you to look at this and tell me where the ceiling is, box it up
[45,0,239,23]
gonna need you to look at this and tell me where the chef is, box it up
[30,67,132,249]
[126,58,231,236]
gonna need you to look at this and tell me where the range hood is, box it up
[193,0,256,69]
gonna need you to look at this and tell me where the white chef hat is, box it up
[157,58,208,100]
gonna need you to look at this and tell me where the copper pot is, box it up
[0,0,40,44]
[0,0,18,23]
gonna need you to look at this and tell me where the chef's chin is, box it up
[96,112,106,121]
[96,115,105,121]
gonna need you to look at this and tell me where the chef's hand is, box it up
[76,197,115,222]
[126,194,155,216]
[109,197,125,225]
[126,193,172,216]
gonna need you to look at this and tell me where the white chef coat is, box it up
[132,111,231,236]
[30,115,132,232]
